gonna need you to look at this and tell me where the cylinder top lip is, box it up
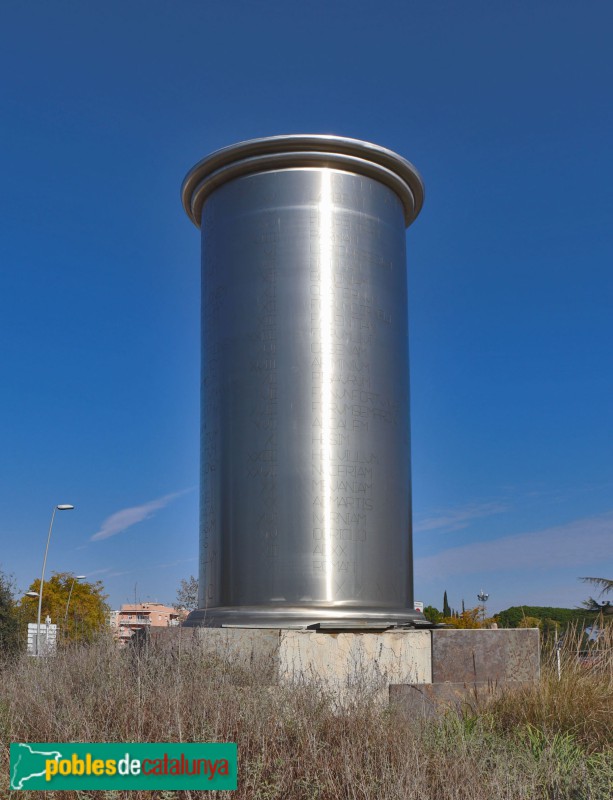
[181,134,425,229]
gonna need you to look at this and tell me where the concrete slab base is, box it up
[278,629,431,702]
[390,628,540,717]
[389,680,531,718]
[431,628,540,683]
[190,627,432,704]
[146,625,540,711]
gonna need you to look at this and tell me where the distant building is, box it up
[110,602,185,645]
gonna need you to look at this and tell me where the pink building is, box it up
[111,602,185,644]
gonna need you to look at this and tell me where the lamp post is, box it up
[64,574,86,632]
[477,590,489,624]
[35,504,74,655]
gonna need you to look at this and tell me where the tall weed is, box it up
[0,628,611,799]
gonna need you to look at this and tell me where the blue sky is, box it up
[1,1,612,614]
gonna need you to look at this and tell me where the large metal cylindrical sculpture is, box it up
[181,135,424,627]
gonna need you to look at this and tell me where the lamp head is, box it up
[57,504,75,511]
[25,591,39,598]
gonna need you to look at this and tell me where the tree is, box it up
[580,577,613,613]
[518,616,542,629]
[423,605,442,624]
[0,568,20,657]
[495,605,598,630]
[176,575,199,611]
[18,572,110,644]
[442,607,496,629]
[443,591,451,618]
[581,577,613,595]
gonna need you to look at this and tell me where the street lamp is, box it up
[64,575,86,627]
[477,590,489,624]
[35,504,74,656]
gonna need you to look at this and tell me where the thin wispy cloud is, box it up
[415,511,613,579]
[414,501,509,533]
[91,489,191,542]
[82,567,113,577]
[92,558,197,580]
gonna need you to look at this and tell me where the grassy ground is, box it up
[1,626,611,799]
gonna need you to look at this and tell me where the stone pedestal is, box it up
[147,626,540,711]
[390,628,540,717]
[193,627,431,704]
[430,628,540,683]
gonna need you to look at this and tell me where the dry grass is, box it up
[486,624,613,754]
[0,626,611,800]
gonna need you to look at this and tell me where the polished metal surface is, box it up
[182,135,424,628]
[181,134,424,228]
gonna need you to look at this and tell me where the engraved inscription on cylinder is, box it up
[182,136,424,627]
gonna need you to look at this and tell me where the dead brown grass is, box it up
[486,623,613,753]
[0,627,611,800]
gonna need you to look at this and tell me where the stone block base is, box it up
[145,625,540,710]
[390,628,540,717]
[197,628,431,703]
[431,628,540,683]
[147,626,431,703]
[389,680,531,718]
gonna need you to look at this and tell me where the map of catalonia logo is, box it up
[10,742,237,790]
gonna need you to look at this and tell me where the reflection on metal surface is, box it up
[319,169,333,602]
[181,135,425,628]
[182,135,424,227]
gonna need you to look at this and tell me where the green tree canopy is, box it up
[443,591,451,618]
[423,605,442,624]
[18,572,110,644]
[495,606,599,630]
[0,568,20,657]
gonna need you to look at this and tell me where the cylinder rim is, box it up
[181,134,425,229]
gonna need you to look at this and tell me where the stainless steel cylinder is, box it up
[181,135,424,627]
